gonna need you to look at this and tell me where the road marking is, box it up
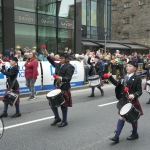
[98,101,118,107]
[4,116,54,130]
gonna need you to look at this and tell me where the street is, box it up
[0,83,150,150]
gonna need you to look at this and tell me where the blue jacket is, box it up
[99,59,105,71]
[38,54,48,61]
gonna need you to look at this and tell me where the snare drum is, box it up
[88,75,100,87]
[46,89,65,107]
[120,103,140,123]
[146,80,150,93]
[3,91,19,106]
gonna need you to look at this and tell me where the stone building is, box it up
[111,0,150,48]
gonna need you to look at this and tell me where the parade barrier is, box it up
[0,61,84,96]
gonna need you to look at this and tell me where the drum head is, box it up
[147,80,150,84]
[0,119,4,139]
[120,103,132,115]
[47,89,61,97]
[88,75,99,80]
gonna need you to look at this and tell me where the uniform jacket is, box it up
[109,74,142,100]
[47,56,75,90]
[88,57,103,77]
[1,65,19,89]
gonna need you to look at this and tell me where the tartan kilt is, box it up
[2,88,20,104]
[61,89,72,107]
[118,99,143,116]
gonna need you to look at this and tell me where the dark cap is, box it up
[10,57,18,62]
[127,61,138,68]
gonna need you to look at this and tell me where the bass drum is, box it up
[120,103,140,123]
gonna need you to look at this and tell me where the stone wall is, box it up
[111,0,150,47]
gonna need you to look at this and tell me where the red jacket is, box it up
[25,58,39,79]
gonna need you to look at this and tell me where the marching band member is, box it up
[0,57,21,118]
[88,56,104,97]
[108,61,143,143]
[45,51,75,127]
[144,59,150,104]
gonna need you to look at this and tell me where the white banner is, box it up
[0,62,41,96]
[41,61,84,90]
[0,61,84,96]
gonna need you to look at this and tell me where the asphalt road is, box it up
[0,83,150,150]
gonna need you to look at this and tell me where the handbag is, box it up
[3,77,19,106]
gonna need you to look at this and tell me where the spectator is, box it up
[10,48,15,58]
[67,49,72,54]
[3,49,10,62]
[54,54,60,61]
[0,52,3,60]
[24,52,39,100]
[50,53,56,61]
[84,49,90,82]
[38,49,48,61]
[16,51,23,61]
[23,53,29,61]
[132,52,142,63]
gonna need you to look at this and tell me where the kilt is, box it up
[61,89,72,107]
[118,99,143,116]
[2,88,20,104]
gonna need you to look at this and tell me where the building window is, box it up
[123,17,130,24]
[14,0,37,12]
[82,0,86,25]
[38,0,56,16]
[38,26,56,53]
[112,5,117,11]
[123,33,129,39]
[124,2,131,8]
[139,0,146,5]
[91,1,97,27]
[58,29,74,52]
[15,23,36,49]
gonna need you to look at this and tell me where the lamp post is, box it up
[104,28,107,55]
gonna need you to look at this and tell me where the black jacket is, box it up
[47,56,75,90]
[109,74,142,100]
[1,65,19,89]
[88,58,103,77]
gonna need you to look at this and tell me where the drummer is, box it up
[45,51,75,127]
[108,61,143,143]
[87,55,104,97]
[0,57,21,118]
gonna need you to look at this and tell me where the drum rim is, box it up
[47,89,61,97]
[120,103,132,115]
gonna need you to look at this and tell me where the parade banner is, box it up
[41,61,84,90]
[0,62,41,96]
[0,61,84,96]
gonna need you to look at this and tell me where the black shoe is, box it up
[127,133,139,140]
[110,135,119,143]
[11,113,21,118]
[88,94,94,97]
[58,122,68,127]
[0,113,8,118]
[51,119,61,126]
[101,89,104,96]
[146,99,150,104]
